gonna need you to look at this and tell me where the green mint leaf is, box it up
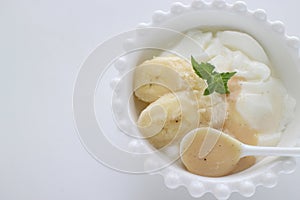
[220,71,237,94]
[191,56,237,96]
[204,82,216,95]
[191,56,215,81]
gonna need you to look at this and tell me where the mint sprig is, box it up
[191,56,236,96]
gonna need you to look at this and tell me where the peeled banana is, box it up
[134,56,206,103]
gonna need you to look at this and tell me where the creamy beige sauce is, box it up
[223,77,258,173]
[181,128,242,177]
[181,77,258,176]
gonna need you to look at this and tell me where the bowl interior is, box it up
[128,8,300,179]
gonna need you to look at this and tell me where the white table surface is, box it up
[2,0,300,199]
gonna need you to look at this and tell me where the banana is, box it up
[137,90,226,149]
[134,56,206,103]
[137,90,200,149]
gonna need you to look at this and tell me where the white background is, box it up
[2,0,300,199]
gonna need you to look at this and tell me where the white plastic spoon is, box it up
[180,127,300,177]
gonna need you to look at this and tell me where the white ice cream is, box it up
[169,30,295,146]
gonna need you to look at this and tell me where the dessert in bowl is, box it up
[119,0,300,199]
[134,28,295,177]
[73,1,300,200]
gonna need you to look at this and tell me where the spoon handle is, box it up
[242,144,300,157]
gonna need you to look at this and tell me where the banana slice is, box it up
[137,89,227,149]
[134,56,206,103]
[137,104,167,138]
[217,31,269,65]
[137,90,201,149]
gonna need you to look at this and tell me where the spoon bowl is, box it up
[180,127,300,177]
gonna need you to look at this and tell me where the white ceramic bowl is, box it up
[114,0,300,199]
[73,0,300,199]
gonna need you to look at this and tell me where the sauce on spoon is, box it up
[180,127,242,177]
